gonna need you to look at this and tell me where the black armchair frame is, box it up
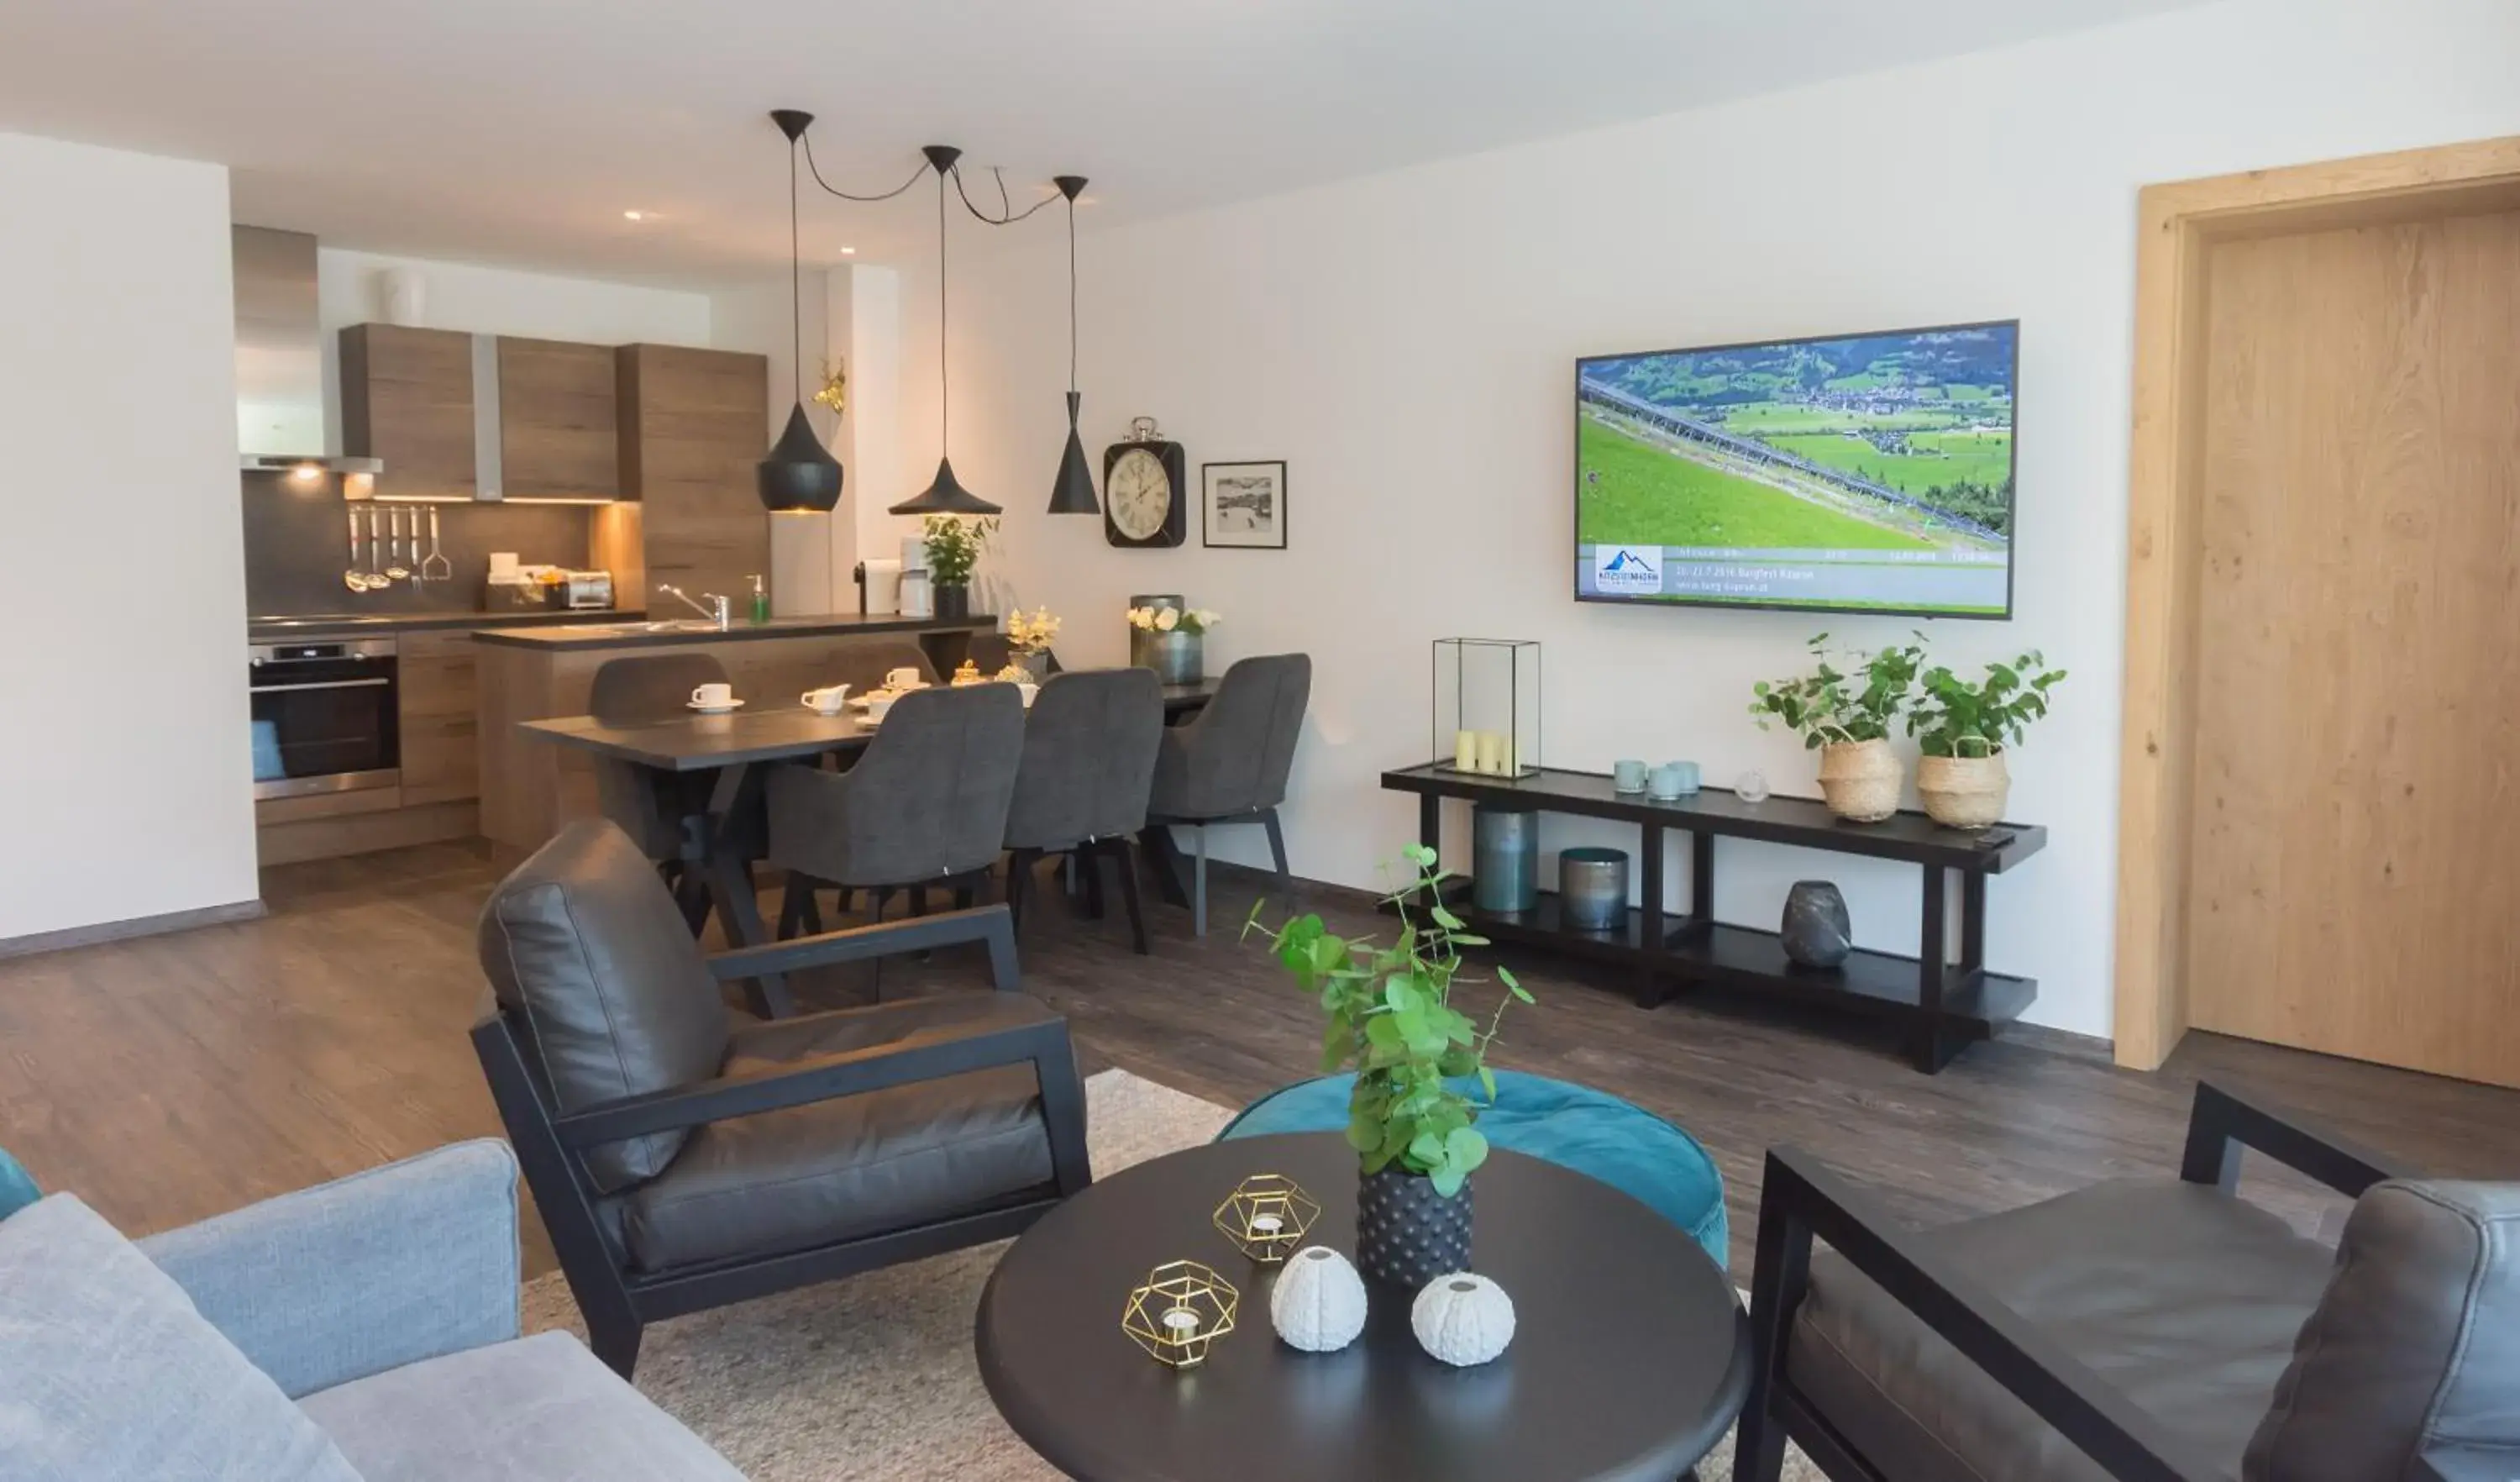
[1736,1080,2418,1482]
[473,903,1091,1379]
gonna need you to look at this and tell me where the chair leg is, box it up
[833,887,854,918]
[584,1308,645,1381]
[1006,849,1037,933]
[1110,837,1150,954]
[867,888,892,1000]
[1262,808,1293,895]
[672,869,712,937]
[1735,1159,1814,1482]
[1080,846,1107,920]
[1192,824,1209,937]
[775,875,811,940]
[910,886,930,917]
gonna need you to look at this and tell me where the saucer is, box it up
[687,699,745,714]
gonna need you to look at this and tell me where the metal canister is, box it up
[1473,807,1541,915]
[1557,847,1630,932]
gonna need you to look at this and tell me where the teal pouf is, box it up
[0,1146,39,1221]
[1216,1071,1729,1270]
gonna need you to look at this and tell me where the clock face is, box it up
[1108,448,1173,541]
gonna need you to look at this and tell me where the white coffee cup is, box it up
[862,691,897,723]
[690,682,734,709]
[885,666,924,691]
[800,683,852,714]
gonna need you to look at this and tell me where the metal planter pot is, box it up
[1134,630,1204,686]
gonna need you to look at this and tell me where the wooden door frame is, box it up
[2113,134,2520,1070]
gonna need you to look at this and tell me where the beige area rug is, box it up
[524,1069,1817,1481]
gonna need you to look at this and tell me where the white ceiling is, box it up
[1,0,2213,288]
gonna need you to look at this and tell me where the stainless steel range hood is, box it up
[234,224,381,476]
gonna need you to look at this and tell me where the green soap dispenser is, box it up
[748,573,770,627]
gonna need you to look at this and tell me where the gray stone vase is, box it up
[1780,880,1853,969]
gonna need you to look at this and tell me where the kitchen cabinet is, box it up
[340,324,475,501]
[617,344,769,605]
[498,337,618,498]
[396,628,479,806]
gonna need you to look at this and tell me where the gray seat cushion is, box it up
[477,820,731,1192]
[0,1195,362,1482]
[299,1331,739,1481]
[621,995,1061,1272]
[1788,1178,2334,1482]
[2245,1180,2520,1481]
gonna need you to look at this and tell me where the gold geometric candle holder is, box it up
[1210,1174,1322,1264]
[1121,1259,1240,1368]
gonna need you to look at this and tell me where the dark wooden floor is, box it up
[3,839,2515,1280]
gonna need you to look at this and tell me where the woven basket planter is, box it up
[1816,739,1901,823]
[1919,750,2010,830]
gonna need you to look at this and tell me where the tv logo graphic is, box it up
[1593,546,1662,595]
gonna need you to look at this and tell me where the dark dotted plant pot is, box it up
[1355,1167,1473,1287]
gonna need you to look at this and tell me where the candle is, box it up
[1250,1213,1284,1235]
[1475,732,1506,775]
[1453,729,1479,772]
[1161,1307,1202,1334]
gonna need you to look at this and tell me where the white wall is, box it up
[915,0,2520,1039]
[0,134,258,940]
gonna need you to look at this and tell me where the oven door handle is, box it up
[250,677,393,695]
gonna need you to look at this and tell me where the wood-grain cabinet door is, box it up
[398,630,480,805]
[340,324,475,501]
[499,337,619,499]
[619,344,769,602]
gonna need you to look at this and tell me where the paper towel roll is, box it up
[860,558,904,614]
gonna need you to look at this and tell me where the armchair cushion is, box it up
[620,996,1062,1272]
[2245,1180,2520,1482]
[478,820,731,1191]
[0,1194,362,1481]
[298,1331,741,1481]
[1788,1179,2333,1482]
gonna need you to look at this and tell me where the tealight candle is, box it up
[1250,1213,1284,1235]
[1161,1307,1202,1334]
[1453,729,1479,772]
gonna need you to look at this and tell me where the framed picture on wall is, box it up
[1201,460,1288,549]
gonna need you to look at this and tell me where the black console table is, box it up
[1382,763,2047,1073]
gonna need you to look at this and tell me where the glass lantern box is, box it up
[1432,638,1541,778]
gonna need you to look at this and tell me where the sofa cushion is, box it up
[622,995,1059,1271]
[477,819,731,1191]
[2244,1180,2520,1482]
[1788,1178,2334,1482]
[299,1331,739,1481]
[0,1194,363,1482]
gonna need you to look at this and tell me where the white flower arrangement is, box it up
[1127,605,1221,634]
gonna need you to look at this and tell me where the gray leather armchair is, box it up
[1145,653,1310,933]
[1739,1080,2520,1482]
[470,819,1089,1380]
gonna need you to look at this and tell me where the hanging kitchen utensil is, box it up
[344,505,374,591]
[366,504,387,587]
[383,506,412,584]
[421,505,453,582]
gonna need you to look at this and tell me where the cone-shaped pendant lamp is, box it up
[1046,176,1098,515]
[759,110,843,514]
[892,146,1001,517]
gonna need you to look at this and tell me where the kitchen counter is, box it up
[249,610,639,639]
[472,612,995,650]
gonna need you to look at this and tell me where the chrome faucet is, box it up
[656,583,731,631]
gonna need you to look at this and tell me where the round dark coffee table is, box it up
[975,1133,1750,1482]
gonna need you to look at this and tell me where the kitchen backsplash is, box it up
[242,472,598,617]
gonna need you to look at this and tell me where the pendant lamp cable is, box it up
[937,167,949,450]
[788,136,802,405]
[800,134,927,202]
[953,163,1058,226]
[1066,191,1079,397]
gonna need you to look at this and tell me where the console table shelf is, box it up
[1381,762,2049,1073]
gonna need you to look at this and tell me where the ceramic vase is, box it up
[1918,750,2010,829]
[1269,1246,1368,1353]
[1411,1272,1516,1367]
[1816,738,1900,823]
[933,583,971,621]
[1781,880,1853,968]
[1355,1167,1473,1288]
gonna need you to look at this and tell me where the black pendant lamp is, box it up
[759,110,843,515]
[890,146,1002,517]
[1046,176,1098,515]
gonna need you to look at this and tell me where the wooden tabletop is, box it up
[522,679,1222,771]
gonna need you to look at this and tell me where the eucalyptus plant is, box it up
[1749,633,1927,749]
[1244,844,1533,1197]
[1908,652,2066,757]
[920,514,997,586]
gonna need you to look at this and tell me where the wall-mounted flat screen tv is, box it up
[1575,319,2018,618]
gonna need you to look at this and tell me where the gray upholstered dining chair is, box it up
[588,652,730,933]
[1004,669,1164,954]
[766,683,1026,942]
[1145,653,1310,933]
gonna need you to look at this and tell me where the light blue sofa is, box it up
[3,1140,742,1480]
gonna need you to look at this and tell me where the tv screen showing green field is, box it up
[1576,321,2016,618]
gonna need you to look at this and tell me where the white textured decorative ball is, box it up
[1411,1272,1515,1367]
[1268,1246,1368,1353]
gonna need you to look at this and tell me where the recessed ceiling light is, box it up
[622,209,647,221]
[840,245,857,255]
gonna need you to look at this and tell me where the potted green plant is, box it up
[1244,845,1534,1288]
[1907,651,2066,828]
[920,515,996,620]
[1748,633,1925,822]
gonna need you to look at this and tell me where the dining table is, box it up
[518,678,1221,1014]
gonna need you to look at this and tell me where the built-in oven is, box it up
[249,639,400,800]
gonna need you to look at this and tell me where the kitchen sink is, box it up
[564,619,728,636]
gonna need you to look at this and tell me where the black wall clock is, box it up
[1104,417,1188,548]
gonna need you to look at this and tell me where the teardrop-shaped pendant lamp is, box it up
[759,109,843,514]
[1047,176,1098,515]
[891,146,1001,517]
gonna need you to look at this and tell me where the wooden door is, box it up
[2185,208,2520,1086]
